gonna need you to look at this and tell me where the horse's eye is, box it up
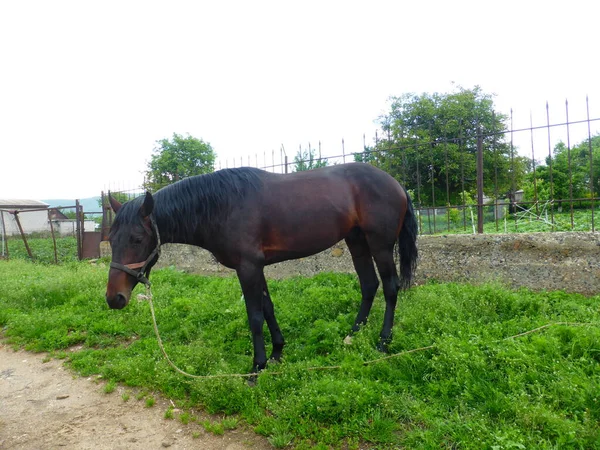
[130,236,143,245]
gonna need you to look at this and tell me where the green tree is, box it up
[531,134,600,202]
[368,86,524,206]
[98,192,129,209]
[144,133,216,191]
[293,146,328,172]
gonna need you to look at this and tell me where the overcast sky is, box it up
[1,0,598,200]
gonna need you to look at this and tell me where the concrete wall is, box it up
[153,232,600,296]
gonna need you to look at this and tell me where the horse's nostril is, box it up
[106,292,129,310]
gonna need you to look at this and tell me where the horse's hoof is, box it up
[376,341,390,353]
[247,375,257,387]
[343,335,353,345]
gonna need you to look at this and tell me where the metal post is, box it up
[510,109,517,231]
[546,102,555,229]
[529,112,539,215]
[429,123,436,233]
[48,209,58,264]
[565,99,574,229]
[0,210,8,259]
[586,95,595,231]
[76,200,82,260]
[14,211,33,260]
[476,131,484,234]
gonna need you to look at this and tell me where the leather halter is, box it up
[109,215,161,287]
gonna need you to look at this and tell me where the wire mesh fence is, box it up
[0,202,101,263]
[216,98,599,234]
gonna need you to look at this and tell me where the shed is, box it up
[0,199,50,236]
[0,200,96,236]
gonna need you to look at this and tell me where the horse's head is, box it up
[105,192,159,309]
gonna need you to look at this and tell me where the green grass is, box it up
[420,207,598,235]
[3,235,79,263]
[1,259,599,448]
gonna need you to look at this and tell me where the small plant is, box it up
[268,430,294,448]
[202,420,224,435]
[103,380,116,394]
[179,412,192,425]
[145,396,156,408]
[164,408,174,419]
[135,391,146,401]
[121,392,130,402]
[222,417,239,430]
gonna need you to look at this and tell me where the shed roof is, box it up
[0,199,49,209]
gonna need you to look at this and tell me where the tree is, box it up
[98,191,129,210]
[367,86,525,206]
[530,134,600,202]
[144,133,216,191]
[293,146,328,172]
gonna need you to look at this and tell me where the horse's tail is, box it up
[397,187,418,290]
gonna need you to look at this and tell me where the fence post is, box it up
[14,211,33,260]
[47,209,58,264]
[76,200,82,260]
[0,210,9,259]
[477,131,484,234]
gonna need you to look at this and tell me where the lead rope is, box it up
[142,284,254,379]
[140,284,596,380]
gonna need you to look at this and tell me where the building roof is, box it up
[0,199,49,209]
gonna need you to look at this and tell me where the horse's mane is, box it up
[117,167,264,242]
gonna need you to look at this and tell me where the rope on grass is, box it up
[140,285,597,381]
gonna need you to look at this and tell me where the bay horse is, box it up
[105,163,418,374]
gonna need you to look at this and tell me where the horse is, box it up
[105,162,418,374]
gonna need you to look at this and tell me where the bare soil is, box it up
[0,344,272,450]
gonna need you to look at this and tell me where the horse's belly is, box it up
[261,217,352,264]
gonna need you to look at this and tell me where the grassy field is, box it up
[1,259,599,448]
[418,207,598,235]
[2,234,79,263]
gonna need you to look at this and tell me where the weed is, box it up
[222,417,239,430]
[202,420,224,435]
[179,412,192,425]
[103,380,116,394]
[145,396,155,408]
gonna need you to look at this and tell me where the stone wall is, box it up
[153,232,600,296]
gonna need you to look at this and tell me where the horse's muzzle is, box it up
[106,292,129,310]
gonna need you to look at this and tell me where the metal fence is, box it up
[0,203,101,263]
[218,98,600,235]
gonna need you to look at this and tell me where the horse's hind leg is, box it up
[261,274,285,362]
[369,243,401,353]
[346,232,380,334]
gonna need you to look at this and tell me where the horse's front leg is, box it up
[237,264,268,374]
[261,274,284,362]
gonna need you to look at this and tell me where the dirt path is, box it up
[0,344,272,450]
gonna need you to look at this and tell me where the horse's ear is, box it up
[140,191,154,218]
[108,192,122,213]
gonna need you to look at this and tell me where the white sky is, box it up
[1,0,598,200]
